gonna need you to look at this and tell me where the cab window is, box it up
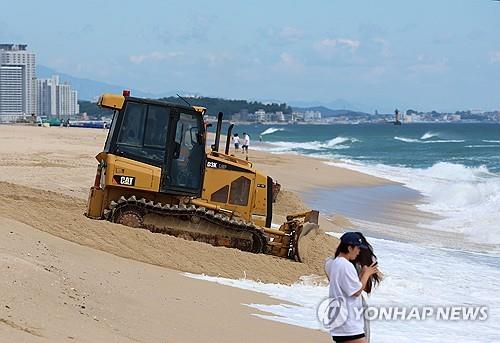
[144,105,169,148]
[117,102,146,146]
[115,101,170,166]
[169,112,204,190]
[229,176,251,206]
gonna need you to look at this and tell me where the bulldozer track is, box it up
[105,196,268,254]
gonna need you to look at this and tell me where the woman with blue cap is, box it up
[324,232,379,343]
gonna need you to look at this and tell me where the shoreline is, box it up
[4,124,490,341]
[247,140,500,253]
[2,124,490,251]
[0,124,458,249]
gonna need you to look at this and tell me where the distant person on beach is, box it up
[232,133,240,151]
[242,132,250,154]
[324,232,379,343]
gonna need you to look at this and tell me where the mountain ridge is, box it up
[37,65,365,115]
[292,105,371,117]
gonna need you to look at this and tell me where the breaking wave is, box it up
[420,131,439,140]
[260,127,284,136]
[394,136,465,144]
[394,136,420,143]
[324,136,358,147]
[258,136,358,152]
[327,160,500,245]
[271,137,358,151]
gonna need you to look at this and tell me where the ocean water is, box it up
[240,123,500,247]
[198,123,500,342]
[242,123,500,172]
[189,235,500,342]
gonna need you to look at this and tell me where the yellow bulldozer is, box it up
[85,91,319,261]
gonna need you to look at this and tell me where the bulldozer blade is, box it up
[299,222,319,239]
[295,222,320,263]
[286,210,319,224]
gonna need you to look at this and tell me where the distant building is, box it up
[254,109,266,122]
[232,109,249,121]
[35,75,79,118]
[271,111,285,122]
[292,111,304,121]
[36,75,57,117]
[0,44,36,121]
[57,83,79,117]
[304,110,321,121]
[411,114,422,122]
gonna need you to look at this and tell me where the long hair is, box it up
[353,232,380,293]
[334,241,351,257]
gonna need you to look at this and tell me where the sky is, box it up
[1,0,499,112]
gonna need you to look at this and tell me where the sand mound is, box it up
[298,224,339,266]
[0,181,341,284]
[273,190,310,215]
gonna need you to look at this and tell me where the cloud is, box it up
[275,52,303,72]
[314,38,360,53]
[129,51,184,64]
[408,56,449,74]
[490,52,500,64]
[373,38,392,58]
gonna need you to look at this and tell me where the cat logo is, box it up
[113,175,135,186]
[207,161,227,169]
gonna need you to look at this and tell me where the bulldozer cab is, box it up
[103,96,206,197]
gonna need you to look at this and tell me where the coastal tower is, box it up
[0,44,36,122]
[394,108,402,125]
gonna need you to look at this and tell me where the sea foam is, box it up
[256,136,357,152]
[260,127,285,136]
[394,136,465,144]
[328,160,500,245]
[420,131,439,140]
[187,235,500,342]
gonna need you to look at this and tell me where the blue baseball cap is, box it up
[340,232,368,249]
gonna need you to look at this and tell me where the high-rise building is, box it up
[36,75,79,118]
[0,44,36,121]
[69,88,79,116]
[35,75,58,117]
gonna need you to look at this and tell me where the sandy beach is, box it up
[0,124,392,342]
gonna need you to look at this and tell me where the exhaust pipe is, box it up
[225,124,234,155]
[211,112,223,152]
